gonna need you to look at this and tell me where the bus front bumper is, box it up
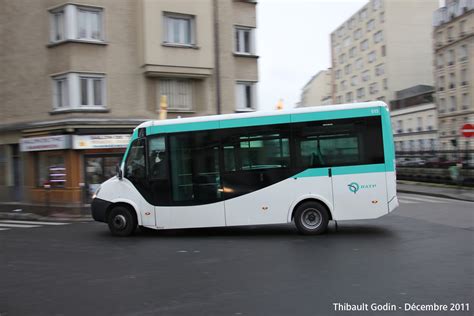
[91,198,111,223]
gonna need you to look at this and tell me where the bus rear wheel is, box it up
[108,206,137,237]
[294,201,329,235]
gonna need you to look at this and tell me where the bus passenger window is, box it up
[149,136,167,179]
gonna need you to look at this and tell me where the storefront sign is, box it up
[20,135,71,152]
[73,135,131,149]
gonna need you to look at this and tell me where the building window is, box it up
[52,73,106,111]
[335,69,342,79]
[447,26,453,41]
[351,75,358,86]
[459,45,468,61]
[355,58,363,70]
[340,80,347,90]
[53,76,69,109]
[164,13,195,46]
[359,9,368,21]
[349,47,356,58]
[383,78,388,90]
[235,26,255,54]
[80,76,105,106]
[450,96,457,112]
[373,30,383,43]
[354,29,362,40]
[369,82,378,94]
[49,5,104,44]
[357,87,365,99]
[439,98,446,113]
[37,154,66,188]
[449,73,455,89]
[436,31,443,45]
[461,68,468,85]
[345,92,353,102]
[339,54,346,64]
[368,51,376,63]
[78,8,103,40]
[159,79,194,111]
[437,54,444,68]
[417,117,423,131]
[372,0,381,10]
[367,19,375,32]
[460,20,466,35]
[462,93,469,110]
[236,82,256,111]
[380,12,384,23]
[360,39,368,51]
[362,70,370,82]
[50,10,65,42]
[375,63,384,76]
[438,76,445,91]
[344,64,352,75]
[448,49,455,65]
[381,45,386,57]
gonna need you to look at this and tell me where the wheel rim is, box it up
[112,214,127,230]
[301,208,322,230]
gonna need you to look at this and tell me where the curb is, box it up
[0,212,93,222]
[397,189,474,202]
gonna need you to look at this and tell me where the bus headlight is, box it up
[92,186,101,200]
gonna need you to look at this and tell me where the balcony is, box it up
[449,83,455,89]
[461,81,468,86]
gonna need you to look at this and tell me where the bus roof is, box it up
[135,101,388,132]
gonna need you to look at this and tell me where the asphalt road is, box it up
[0,193,473,316]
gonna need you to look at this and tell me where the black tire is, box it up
[294,201,329,235]
[107,206,137,237]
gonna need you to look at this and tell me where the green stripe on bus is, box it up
[295,163,386,178]
[291,107,380,123]
[381,107,395,171]
[332,163,386,175]
[220,115,291,129]
[148,121,220,134]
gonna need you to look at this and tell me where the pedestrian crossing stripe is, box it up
[0,223,40,228]
[0,220,69,226]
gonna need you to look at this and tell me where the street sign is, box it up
[461,123,474,138]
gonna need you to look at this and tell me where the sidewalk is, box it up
[397,180,474,202]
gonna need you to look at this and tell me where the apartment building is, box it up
[331,0,438,105]
[298,69,333,107]
[433,0,473,150]
[0,0,258,206]
[390,85,438,152]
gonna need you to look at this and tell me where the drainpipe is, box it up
[213,0,222,114]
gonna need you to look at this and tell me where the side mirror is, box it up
[116,164,123,180]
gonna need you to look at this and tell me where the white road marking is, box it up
[0,220,69,226]
[0,228,10,231]
[398,199,417,204]
[0,223,40,228]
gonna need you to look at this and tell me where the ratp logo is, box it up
[348,182,360,194]
[347,182,377,194]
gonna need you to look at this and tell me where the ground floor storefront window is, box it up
[36,153,66,188]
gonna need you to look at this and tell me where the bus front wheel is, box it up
[107,206,137,237]
[294,201,329,235]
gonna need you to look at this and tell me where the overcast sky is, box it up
[256,0,373,111]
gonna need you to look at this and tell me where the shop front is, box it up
[20,134,130,205]
[73,134,130,202]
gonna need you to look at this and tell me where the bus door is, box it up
[164,132,226,229]
[329,116,388,220]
